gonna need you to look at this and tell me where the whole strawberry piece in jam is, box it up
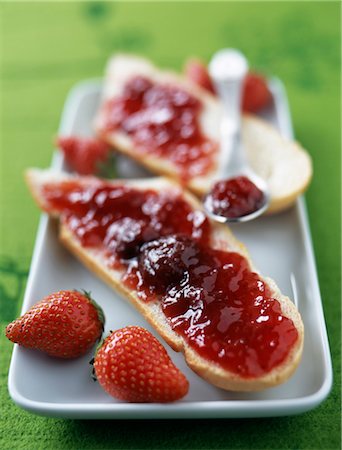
[57,136,115,176]
[6,290,104,358]
[138,235,200,294]
[93,326,189,402]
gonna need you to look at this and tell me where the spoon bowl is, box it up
[204,174,270,224]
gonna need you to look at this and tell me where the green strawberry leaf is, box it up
[97,150,117,179]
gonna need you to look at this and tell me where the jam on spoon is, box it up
[205,175,266,219]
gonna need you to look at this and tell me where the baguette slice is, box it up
[26,168,304,391]
[95,54,312,214]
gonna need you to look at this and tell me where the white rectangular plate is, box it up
[8,79,332,419]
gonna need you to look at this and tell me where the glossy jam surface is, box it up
[127,235,298,377]
[43,181,210,264]
[102,76,217,180]
[44,180,298,378]
[206,176,266,219]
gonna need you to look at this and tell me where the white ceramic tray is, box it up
[8,79,332,419]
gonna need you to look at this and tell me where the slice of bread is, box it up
[26,168,304,391]
[95,54,312,214]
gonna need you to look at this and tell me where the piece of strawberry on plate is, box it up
[57,136,116,178]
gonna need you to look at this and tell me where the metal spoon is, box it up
[204,49,270,223]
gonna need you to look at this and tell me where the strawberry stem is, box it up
[77,289,105,332]
[97,151,117,179]
[89,357,97,381]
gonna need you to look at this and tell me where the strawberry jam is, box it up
[43,180,298,378]
[43,181,210,264]
[101,76,217,180]
[131,235,298,377]
[206,176,266,219]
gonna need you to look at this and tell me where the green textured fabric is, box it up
[0,1,340,449]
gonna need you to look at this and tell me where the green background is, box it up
[0,1,340,449]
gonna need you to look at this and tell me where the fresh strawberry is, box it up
[6,290,104,358]
[184,58,271,113]
[242,72,272,113]
[184,58,216,94]
[57,136,115,177]
[93,326,189,402]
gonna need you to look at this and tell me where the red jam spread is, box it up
[206,176,266,219]
[101,76,217,180]
[43,180,298,378]
[44,181,210,262]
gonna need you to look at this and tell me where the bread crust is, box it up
[26,168,304,391]
[95,54,312,214]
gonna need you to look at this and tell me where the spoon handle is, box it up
[209,49,249,177]
[215,78,245,135]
